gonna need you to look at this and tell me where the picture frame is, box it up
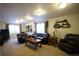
[54,19,70,28]
[26,25,32,32]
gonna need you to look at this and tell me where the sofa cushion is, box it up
[36,33,45,37]
[59,42,74,48]
[66,39,79,47]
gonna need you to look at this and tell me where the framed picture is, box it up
[26,25,32,32]
[54,19,70,28]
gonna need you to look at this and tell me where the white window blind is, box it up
[36,22,45,33]
[9,25,20,34]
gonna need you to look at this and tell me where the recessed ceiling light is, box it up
[34,8,45,16]
[57,3,67,8]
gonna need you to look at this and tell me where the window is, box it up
[36,22,45,33]
[9,25,20,34]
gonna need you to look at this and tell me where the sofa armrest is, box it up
[59,39,66,43]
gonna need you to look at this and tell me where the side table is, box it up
[48,37,58,47]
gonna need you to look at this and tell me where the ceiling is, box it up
[0,3,79,24]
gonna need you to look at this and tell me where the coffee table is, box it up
[26,37,42,50]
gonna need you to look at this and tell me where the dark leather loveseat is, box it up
[58,34,79,55]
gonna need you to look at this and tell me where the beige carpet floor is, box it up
[0,39,68,56]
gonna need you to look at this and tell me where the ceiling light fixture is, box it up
[15,20,20,23]
[57,3,67,8]
[34,8,45,16]
[24,15,32,20]
[20,18,26,22]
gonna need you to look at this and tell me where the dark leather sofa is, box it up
[17,32,49,44]
[33,33,49,44]
[0,29,9,46]
[58,34,79,54]
[0,32,3,46]
[17,32,27,44]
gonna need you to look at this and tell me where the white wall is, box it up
[0,22,6,29]
[21,22,35,32]
[21,24,26,32]
[48,14,79,40]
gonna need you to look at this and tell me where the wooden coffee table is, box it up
[26,37,42,50]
